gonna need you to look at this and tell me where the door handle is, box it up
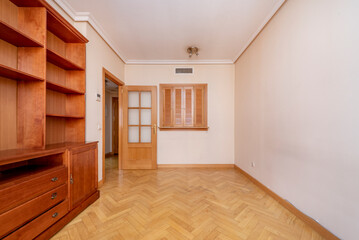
[153,124,157,134]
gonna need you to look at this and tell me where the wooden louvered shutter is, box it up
[159,84,207,130]
[194,86,204,126]
[184,87,193,126]
[174,88,183,126]
[162,88,172,126]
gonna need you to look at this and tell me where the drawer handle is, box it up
[52,212,58,218]
[51,177,58,182]
[51,192,57,200]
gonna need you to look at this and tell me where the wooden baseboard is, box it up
[35,191,100,240]
[234,165,339,240]
[105,152,114,158]
[98,179,104,188]
[158,164,234,169]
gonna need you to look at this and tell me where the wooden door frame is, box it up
[101,68,124,186]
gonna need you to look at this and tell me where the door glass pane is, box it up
[141,127,151,143]
[128,91,139,107]
[128,126,139,143]
[141,92,151,108]
[128,109,139,125]
[141,109,151,125]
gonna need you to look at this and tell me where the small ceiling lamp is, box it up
[187,47,199,58]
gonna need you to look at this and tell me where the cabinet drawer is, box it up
[0,184,67,238]
[0,166,67,214]
[3,200,68,240]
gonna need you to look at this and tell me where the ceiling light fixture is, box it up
[187,47,199,58]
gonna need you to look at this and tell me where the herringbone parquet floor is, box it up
[51,157,325,240]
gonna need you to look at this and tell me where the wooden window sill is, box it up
[159,127,209,131]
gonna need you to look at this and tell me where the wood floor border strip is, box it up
[158,164,234,169]
[234,165,340,240]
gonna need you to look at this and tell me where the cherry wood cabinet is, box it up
[0,0,99,239]
[70,144,98,209]
[0,143,99,239]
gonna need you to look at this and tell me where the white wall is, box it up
[234,0,359,239]
[125,65,235,165]
[46,1,125,181]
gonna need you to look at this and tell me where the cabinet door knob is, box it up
[52,212,58,218]
[51,192,57,200]
[51,177,58,182]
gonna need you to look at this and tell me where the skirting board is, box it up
[158,164,234,169]
[98,179,104,188]
[234,165,340,240]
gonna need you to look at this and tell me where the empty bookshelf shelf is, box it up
[47,49,84,70]
[46,81,84,94]
[0,20,44,47]
[0,64,44,81]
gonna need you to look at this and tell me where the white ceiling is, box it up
[55,0,284,64]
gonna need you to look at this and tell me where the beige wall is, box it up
[47,1,125,181]
[234,0,359,239]
[83,24,124,181]
[125,65,235,165]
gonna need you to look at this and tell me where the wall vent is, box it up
[175,67,194,74]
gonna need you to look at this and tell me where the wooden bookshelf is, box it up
[45,28,86,144]
[0,1,98,239]
[0,2,46,151]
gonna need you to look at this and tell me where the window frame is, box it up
[159,83,208,131]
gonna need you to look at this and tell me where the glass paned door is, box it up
[123,86,157,169]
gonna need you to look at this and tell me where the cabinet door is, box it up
[70,144,97,209]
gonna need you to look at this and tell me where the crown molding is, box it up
[126,59,234,65]
[54,0,128,63]
[233,0,286,63]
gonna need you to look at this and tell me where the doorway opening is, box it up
[102,68,124,186]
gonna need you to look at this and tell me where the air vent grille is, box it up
[175,67,193,74]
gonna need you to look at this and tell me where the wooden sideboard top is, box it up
[0,142,98,166]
